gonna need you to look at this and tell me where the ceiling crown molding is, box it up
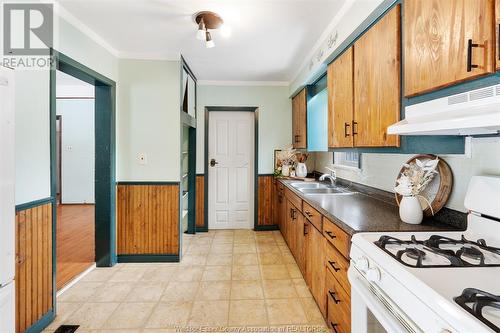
[117,52,180,61]
[198,80,289,87]
[54,1,120,58]
[290,0,355,85]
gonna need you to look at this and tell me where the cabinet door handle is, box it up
[328,291,341,304]
[325,231,336,239]
[303,223,309,235]
[467,39,479,72]
[352,121,358,135]
[294,135,300,143]
[304,211,313,218]
[344,122,350,137]
[330,323,339,333]
[328,260,341,272]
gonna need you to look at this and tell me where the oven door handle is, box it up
[348,267,423,333]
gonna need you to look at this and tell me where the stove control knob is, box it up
[367,267,381,282]
[355,256,369,272]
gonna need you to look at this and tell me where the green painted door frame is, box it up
[204,106,260,231]
[50,50,117,270]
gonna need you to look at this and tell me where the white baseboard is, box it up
[56,263,96,297]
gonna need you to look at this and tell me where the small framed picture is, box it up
[274,149,282,172]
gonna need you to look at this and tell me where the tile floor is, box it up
[44,230,328,333]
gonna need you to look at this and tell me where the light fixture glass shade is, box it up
[196,29,205,40]
[206,39,215,48]
[196,19,205,40]
[205,31,215,48]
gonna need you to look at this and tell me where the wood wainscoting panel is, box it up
[196,175,205,228]
[257,175,274,226]
[16,202,53,333]
[117,184,179,255]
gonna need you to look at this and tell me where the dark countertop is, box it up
[279,179,465,236]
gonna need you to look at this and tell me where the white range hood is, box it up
[388,83,500,136]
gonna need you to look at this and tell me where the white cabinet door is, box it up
[208,111,254,229]
[0,67,15,287]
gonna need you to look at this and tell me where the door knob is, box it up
[210,158,218,167]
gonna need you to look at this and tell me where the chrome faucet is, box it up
[319,167,336,186]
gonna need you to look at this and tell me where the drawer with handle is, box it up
[325,240,350,291]
[326,269,351,333]
[285,188,302,212]
[276,180,285,191]
[323,218,350,258]
[302,201,322,232]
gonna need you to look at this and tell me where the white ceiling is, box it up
[57,0,347,82]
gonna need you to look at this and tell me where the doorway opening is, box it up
[205,107,259,230]
[55,71,96,290]
[50,52,116,292]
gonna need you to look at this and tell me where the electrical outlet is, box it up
[138,153,147,165]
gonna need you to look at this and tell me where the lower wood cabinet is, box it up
[274,181,286,234]
[295,213,306,275]
[275,181,352,332]
[325,241,350,290]
[305,222,327,316]
[326,270,351,333]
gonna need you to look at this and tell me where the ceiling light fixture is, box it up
[193,11,228,48]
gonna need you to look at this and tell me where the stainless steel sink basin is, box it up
[299,187,353,194]
[289,182,328,189]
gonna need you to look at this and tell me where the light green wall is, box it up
[14,70,51,204]
[196,85,292,174]
[58,18,119,81]
[15,16,120,205]
[117,59,181,181]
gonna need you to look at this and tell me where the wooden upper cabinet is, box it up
[496,0,500,70]
[328,47,354,148]
[354,5,401,147]
[404,0,495,97]
[292,88,307,149]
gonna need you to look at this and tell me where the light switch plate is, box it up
[138,153,147,165]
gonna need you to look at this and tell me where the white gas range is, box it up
[348,176,500,333]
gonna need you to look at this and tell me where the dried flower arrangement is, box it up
[276,146,297,166]
[394,157,439,197]
[296,152,309,163]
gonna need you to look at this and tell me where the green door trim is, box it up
[50,50,117,273]
[204,106,260,231]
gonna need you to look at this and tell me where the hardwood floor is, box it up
[56,204,95,290]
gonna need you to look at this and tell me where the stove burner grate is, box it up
[455,288,500,333]
[374,234,500,268]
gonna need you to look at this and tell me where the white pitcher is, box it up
[296,162,307,178]
[399,196,423,224]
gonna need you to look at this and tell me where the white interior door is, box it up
[208,111,254,229]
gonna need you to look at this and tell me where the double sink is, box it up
[289,182,356,196]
